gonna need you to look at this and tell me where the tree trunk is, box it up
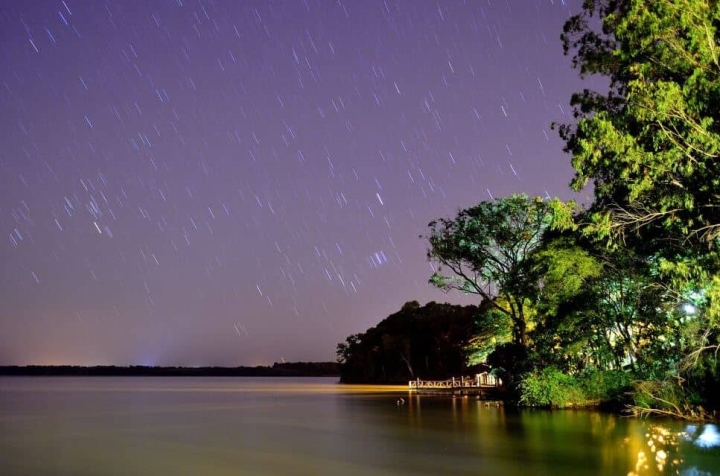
[513,317,527,347]
[400,355,414,377]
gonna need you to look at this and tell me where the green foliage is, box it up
[708,276,720,327]
[630,379,710,420]
[579,369,632,403]
[427,194,564,347]
[520,367,631,408]
[530,235,602,318]
[560,0,720,252]
[519,367,586,408]
[466,304,513,365]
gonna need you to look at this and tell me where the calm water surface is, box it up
[1,377,719,475]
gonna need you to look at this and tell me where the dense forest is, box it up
[337,301,482,383]
[339,0,720,421]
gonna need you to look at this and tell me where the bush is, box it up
[629,379,713,420]
[519,366,586,408]
[579,369,631,403]
[519,368,633,408]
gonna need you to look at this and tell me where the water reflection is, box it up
[685,424,720,449]
[618,422,720,476]
[1,378,719,476]
[624,424,684,475]
[353,393,720,476]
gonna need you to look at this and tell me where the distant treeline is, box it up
[0,361,339,377]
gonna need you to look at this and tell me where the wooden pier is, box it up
[408,372,502,397]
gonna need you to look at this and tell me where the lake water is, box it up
[1,377,719,475]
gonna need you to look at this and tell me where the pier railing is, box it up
[408,373,500,390]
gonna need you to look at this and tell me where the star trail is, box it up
[0,0,588,366]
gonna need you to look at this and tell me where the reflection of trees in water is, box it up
[403,395,509,434]
[403,403,664,475]
[515,410,628,472]
[343,397,719,475]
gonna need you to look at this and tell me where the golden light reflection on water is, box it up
[621,424,683,476]
[0,378,408,394]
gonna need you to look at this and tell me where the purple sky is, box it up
[0,0,592,366]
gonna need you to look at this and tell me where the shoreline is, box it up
[0,363,339,378]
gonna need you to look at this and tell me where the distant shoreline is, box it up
[0,362,339,377]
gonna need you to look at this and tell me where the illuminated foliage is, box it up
[426,194,570,347]
[557,0,720,415]
[559,0,720,251]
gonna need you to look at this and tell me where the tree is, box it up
[465,301,513,365]
[530,235,602,321]
[532,242,685,377]
[559,0,720,416]
[559,0,720,253]
[527,234,604,371]
[426,194,568,347]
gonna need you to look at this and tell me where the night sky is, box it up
[1,0,591,366]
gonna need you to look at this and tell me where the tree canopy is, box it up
[336,301,479,384]
[426,194,569,347]
[559,0,720,254]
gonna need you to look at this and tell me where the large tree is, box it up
[559,0,720,253]
[426,194,568,347]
